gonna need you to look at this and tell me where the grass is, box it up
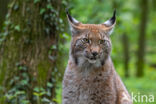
[123,68,156,104]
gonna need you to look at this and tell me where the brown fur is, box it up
[62,12,132,104]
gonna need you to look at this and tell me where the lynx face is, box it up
[66,10,116,68]
[71,27,112,68]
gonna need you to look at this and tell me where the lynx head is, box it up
[66,9,116,69]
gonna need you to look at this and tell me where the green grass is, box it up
[122,68,156,104]
[118,57,156,104]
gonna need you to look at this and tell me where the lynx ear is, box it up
[102,10,116,35]
[66,9,85,35]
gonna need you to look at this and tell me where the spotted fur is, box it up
[62,10,132,104]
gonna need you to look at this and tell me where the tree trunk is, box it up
[136,0,148,77]
[0,0,10,31]
[122,34,130,77]
[0,0,66,104]
[152,0,156,11]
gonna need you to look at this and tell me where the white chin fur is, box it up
[87,59,97,64]
[76,56,101,68]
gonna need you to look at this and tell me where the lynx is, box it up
[62,9,132,104]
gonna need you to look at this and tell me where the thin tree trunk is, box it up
[122,34,130,77]
[136,0,148,77]
[152,0,156,11]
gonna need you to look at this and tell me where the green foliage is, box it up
[0,0,68,104]
[0,63,58,104]
[0,0,156,103]
[4,64,30,104]
[34,0,40,4]
[14,25,21,32]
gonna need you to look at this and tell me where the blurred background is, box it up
[0,0,156,104]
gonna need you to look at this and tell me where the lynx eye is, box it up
[99,39,106,44]
[82,38,90,43]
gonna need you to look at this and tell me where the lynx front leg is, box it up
[115,73,133,104]
[116,84,133,104]
[119,92,133,104]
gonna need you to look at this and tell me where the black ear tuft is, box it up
[110,9,116,24]
[65,8,74,23]
[103,9,116,27]
[65,8,69,15]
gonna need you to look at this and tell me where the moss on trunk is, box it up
[0,0,67,103]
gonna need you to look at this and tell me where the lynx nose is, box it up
[92,51,98,57]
